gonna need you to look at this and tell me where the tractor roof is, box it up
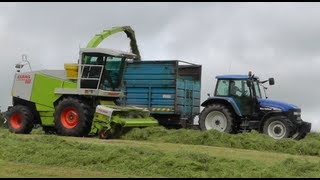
[80,48,137,59]
[215,75,259,80]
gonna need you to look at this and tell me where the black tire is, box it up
[263,116,294,139]
[199,104,236,133]
[291,131,307,140]
[42,126,56,135]
[54,97,94,137]
[6,105,34,134]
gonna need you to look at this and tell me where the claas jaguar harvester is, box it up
[6,26,158,138]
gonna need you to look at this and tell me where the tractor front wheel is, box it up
[6,105,34,134]
[54,97,93,137]
[263,116,293,139]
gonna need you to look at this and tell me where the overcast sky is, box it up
[1,2,319,131]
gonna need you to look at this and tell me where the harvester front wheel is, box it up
[54,97,93,137]
[6,105,34,134]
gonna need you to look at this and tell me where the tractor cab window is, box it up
[215,80,229,96]
[254,81,262,99]
[229,80,250,97]
[230,80,252,116]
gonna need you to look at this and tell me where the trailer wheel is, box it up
[199,104,235,133]
[263,116,293,139]
[6,105,34,134]
[54,97,93,137]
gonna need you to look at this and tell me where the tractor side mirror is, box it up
[269,78,275,85]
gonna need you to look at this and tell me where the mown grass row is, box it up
[121,126,320,157]
[1,129,320,177]
[2,125,320,157]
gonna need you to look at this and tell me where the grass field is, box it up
[1,127,320,178]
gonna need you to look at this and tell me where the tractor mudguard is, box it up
[201,97,242,117]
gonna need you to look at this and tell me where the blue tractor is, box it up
[199,71,311,140]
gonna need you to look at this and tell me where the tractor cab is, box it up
[214,72,274,117]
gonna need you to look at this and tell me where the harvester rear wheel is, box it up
[54,97,93,137]
[6,105,34,134]
[199,104,235,133]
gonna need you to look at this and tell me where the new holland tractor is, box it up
[5,26,158,138]
[199,72,311,140]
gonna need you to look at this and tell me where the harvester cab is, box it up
[59,48,158,138]
[61,48,136,96]
[199,71,311,140]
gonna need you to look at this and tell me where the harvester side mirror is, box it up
[269,78,275,85]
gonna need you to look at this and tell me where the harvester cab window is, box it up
[102,56,125,90]
[80,53,105,89]
[82,54,105,78]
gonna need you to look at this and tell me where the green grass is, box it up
[1,128,320,177]
[0,159,128,178]
[121,126,320,157]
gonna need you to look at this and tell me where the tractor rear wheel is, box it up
[199,104,235,133]
[263,116,293,139]
[54,97,93,137]
[6,105,34,134]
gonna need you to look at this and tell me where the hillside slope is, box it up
[1,128,320,178]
